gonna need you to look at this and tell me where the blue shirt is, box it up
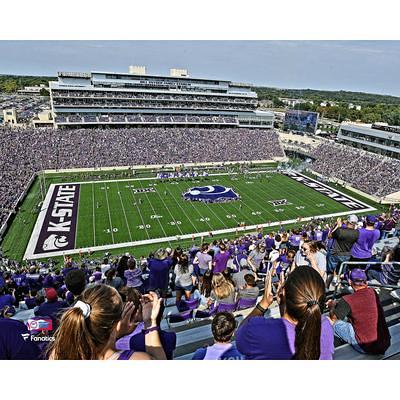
[0,318,41,360]
[0,294,15,310]
[192,343,244,360]
[35,300,69,319]
[148,258,173,291]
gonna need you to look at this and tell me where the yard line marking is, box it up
[175,189,214,232]
[92,182,96,246]
[127,185,151,240]
[153,187,185,235]
[161,184,200,234]
[103,183,115,244]
[116,181,133,242]
[136,180,170,239]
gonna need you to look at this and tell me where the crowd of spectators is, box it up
[309,141,400,197]
[0,208,399,360]
[0,126,284,229]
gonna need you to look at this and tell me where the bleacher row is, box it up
[53,99,254,112]
[52,90,259,105]
[55,114,239,124]
[162,279,400,360]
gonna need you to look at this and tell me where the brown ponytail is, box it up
[47,285,123,360]
[284,266,325,360]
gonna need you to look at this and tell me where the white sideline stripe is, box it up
[23,184,56,260]
[52,170,275,186]
[24,207,375,260]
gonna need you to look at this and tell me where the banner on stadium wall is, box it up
[27,184,80,257]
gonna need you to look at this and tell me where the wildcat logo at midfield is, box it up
[183,185,240,203]
[34,185,80,255]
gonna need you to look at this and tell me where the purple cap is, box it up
[350,268,367,284]
[366,215,377,225]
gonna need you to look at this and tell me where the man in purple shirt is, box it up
[351,215,380,262]
[213,244,231,273]
[148,248,173,297]
[264,233,275,254]
[289,230,302,250]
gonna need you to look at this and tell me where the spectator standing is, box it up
[105,269,124,291]
[124,258,143,291]
[148,248,173,297]
[174,254,195,302]
[350,215,380,262]
[194,244,213,276]
[326,215,360,286]
[213,244,231,273]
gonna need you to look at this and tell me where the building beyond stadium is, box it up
[49,66,274,128]
[338,123,400,159]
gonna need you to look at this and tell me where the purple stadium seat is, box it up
[176,298,200,312]
[167,309,193,327]
[216,302,237,313]
[236,297,257,311]
[194,303,217,319]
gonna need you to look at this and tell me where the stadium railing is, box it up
[333,261,400,299]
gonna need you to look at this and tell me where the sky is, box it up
[1,40,400,96]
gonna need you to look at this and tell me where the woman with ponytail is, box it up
[236,267,334,360]
[47,285,166,360]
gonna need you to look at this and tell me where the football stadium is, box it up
[1,63,400,362]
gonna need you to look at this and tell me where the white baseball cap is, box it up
[348,215,358,224]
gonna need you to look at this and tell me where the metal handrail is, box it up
[333,261,400,298]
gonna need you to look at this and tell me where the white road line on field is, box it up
[241,176,291,223]
[220,177,260,224]
[161,184,198,234]
[92,182,96,246]
[116,181,133,242]
[25,207,377,260]
[127,185,151,240]
[153,190,185,235]
[103,183,115,243]
[136,180,170,239]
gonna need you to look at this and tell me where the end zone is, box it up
[24,184,80,260]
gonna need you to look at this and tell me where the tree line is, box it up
[255,86,400,125]
[0,75,54,94]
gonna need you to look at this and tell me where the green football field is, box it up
[18,170,375,260]
[74,173,344,247]
[2,168,378,262]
